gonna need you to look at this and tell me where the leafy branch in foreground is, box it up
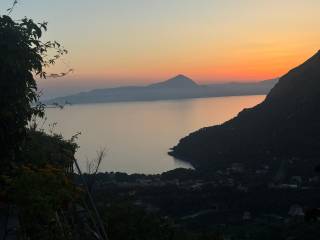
[0,14,69,167]
[0,13,85,240]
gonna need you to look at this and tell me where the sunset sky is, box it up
[2,0,320,97]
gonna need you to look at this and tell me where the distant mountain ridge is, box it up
[45,75,277,105]
[169,50,320,172]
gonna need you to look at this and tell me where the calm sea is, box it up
[44,95,265,174]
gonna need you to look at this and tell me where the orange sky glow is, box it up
[3,0,319,97]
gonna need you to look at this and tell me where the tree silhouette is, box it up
[0,14,68,170]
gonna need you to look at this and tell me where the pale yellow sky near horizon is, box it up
[2,0,320,95]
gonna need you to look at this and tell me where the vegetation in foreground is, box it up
[0,10,105,239]
[1,4,320,240]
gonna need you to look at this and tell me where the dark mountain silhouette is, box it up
[148,74,199,88]
[45,75,277,105]
[169,51,320,170]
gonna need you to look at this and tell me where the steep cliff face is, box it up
[170,51,320,169]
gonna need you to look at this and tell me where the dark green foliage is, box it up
[24,129,77,167]
[0,14,67,169]
[161,168,201,181]
[1,129,80,239]
[0,12,80,240]
[100,201,224,240]
[11,164,76,239]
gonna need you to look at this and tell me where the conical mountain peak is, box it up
[149,74,199,88]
